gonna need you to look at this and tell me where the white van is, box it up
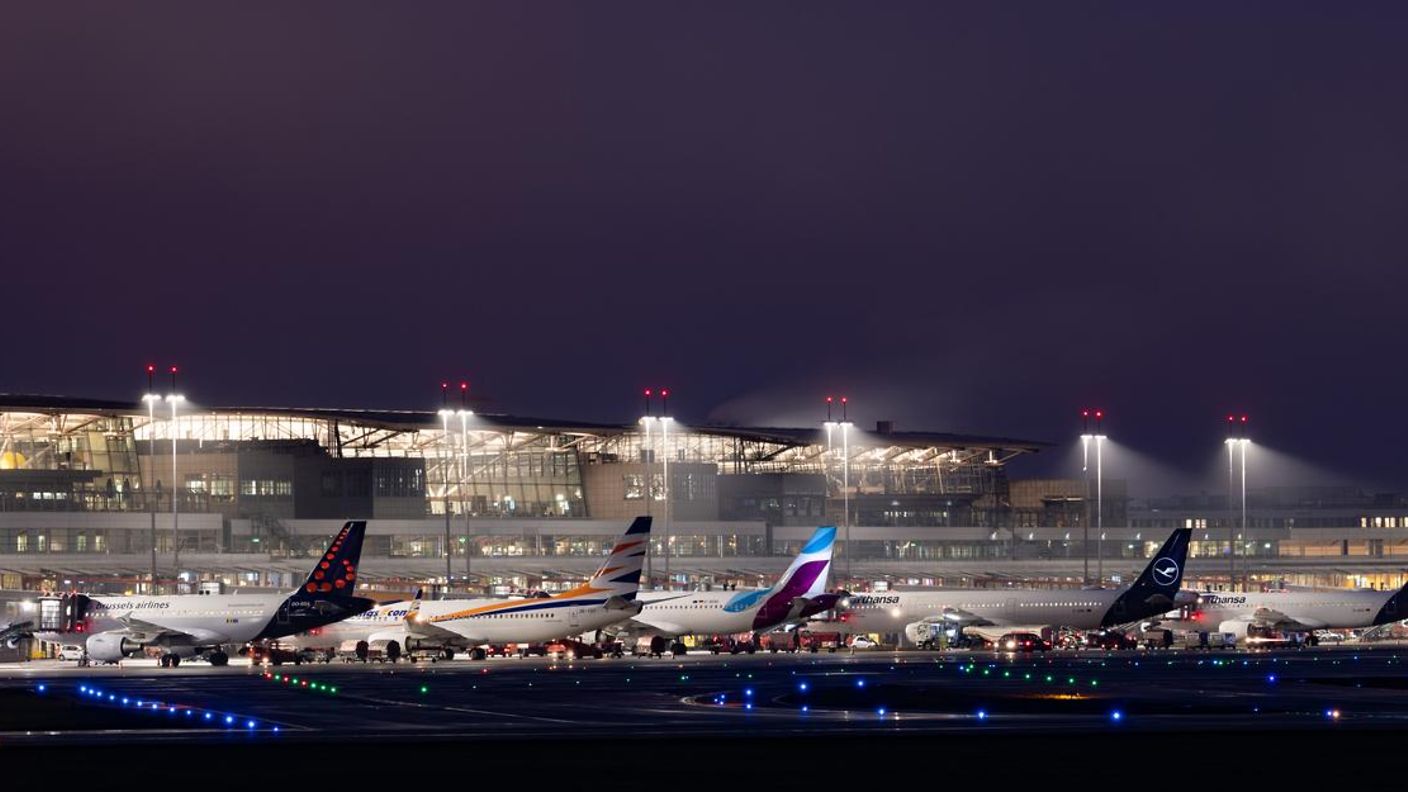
[57,644,84,661]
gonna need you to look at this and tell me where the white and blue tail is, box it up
[772,525,837,599]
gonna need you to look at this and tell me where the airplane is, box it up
[376,515,653,659]
[831,527,1193,643]
[0,620,32,647]
[1171,583,1408,642]
[34,521,374,667]
[623,525,840,641]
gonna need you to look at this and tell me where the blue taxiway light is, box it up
[224,715,235,725]
[798,682,808,692]
[204,713,213,721]
[36,684,46,693]
[856,679,866,688]
[247,720,257,729]
[1268,674,1277,683]
[744,688,754,697]
[1111,710,1123,722]
[976,710,987,720]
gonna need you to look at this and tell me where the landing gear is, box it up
[470,647,487,661]
[442,648,456,661]
[208,651,230,667]
[159,653,182,668]
[386,640,402,663]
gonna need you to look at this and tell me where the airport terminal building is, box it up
[1,394,1406,600]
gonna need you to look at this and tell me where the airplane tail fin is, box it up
[1130,527,1191,597]
[300,521,367,597]
[1101,527,1191,626]
[1372,578,1408,624]
[772,526,837,599]
[584,516,652,600]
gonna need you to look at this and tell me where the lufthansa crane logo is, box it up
[1152,558,1180,586]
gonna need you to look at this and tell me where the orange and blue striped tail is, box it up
[586,516,651,601]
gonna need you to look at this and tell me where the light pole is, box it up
[638,388,674,589]
[438,382,454,591]
[639,389,655,588]
[823,396,836,548]
[165,366,185,585]
[838,396,853,583]
[458,382,473,587]
[659,388,673,589]
[1079,409,1106,586]
[1225,414,1249,591]
[143,365,160,594]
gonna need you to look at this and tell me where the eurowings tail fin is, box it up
[773,525,837,599]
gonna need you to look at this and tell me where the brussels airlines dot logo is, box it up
[1152,558,1180,587]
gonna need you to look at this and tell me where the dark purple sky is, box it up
[3,4,1408,488]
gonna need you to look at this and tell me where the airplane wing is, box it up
[939,607,993,627]
[1250,607,1326,631]
[0,621,33,645]
[114,613,230,645]
[402,614,485,646]
[623,615,690,636]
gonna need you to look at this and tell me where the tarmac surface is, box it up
[5,647,1408,782]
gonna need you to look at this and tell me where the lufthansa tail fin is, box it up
[1130,527,1191,597]
[585,516,652,600]
[1101,527,1190,626]
[300,521,367,597]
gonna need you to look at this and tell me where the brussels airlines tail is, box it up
[299,520,368,597]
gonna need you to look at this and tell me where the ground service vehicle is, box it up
[996,632,1050,652]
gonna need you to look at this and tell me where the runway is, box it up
[5,646,1408,745]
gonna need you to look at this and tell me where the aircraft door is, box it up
[568,607,581,629]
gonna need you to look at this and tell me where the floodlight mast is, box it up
[143,365,159,593]
[459,382,473,585]
[167,366,185,584]
[1225,414,1250,591]
[1077,409,1107,586]
[839,396,853,582]
[439,383,453,590]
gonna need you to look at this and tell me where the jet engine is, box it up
[86,632,142,662]
[904,621,944,646]
[1217,620,1254,641]
[402,636,444,653]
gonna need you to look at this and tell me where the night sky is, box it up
[3,4,1408,489]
